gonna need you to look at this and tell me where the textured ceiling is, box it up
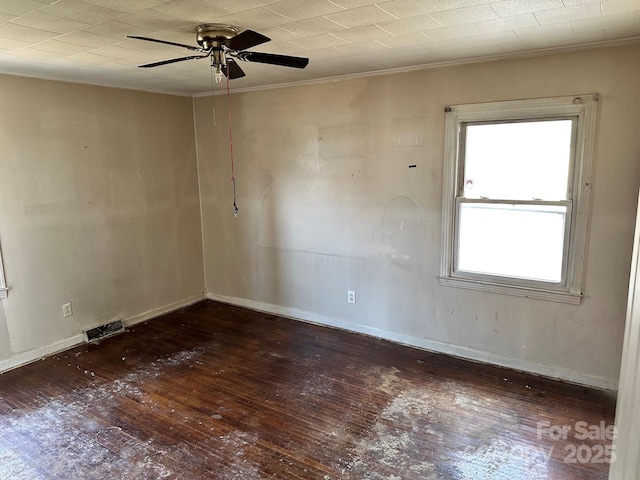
[0,0,639,95]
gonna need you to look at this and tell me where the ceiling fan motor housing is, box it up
[196,24,238,49]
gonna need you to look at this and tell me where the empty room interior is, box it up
[1,0,640,479]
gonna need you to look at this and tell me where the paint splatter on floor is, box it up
[0,303,615,479]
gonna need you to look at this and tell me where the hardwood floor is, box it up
[0,301,616,479]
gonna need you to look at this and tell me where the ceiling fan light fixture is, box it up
[214,65,223,84]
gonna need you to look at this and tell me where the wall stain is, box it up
[381,196,424,264]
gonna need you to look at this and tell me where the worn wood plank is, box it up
[0,300,616,479]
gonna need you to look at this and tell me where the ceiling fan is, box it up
[127,24,309,80]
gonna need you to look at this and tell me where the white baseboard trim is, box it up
[0,293,206,375]
[122,293,206,328]
[0,334,85,375]
[207,293,617,391]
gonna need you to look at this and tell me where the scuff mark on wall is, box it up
[318,123,370,159]
[258,176,387,259]
[392,116,426,148]
[381,196,424,263]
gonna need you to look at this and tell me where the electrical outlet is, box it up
[348,290,356,304]
[62,302,73,318]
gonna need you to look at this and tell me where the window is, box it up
[0,241,6,299]
[439,95,598,304]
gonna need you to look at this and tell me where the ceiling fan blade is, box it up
[127,35,203,52]
[139,54,210,68]
[223,60,246,79]
[224,30,270,51]
[239,52,309,69]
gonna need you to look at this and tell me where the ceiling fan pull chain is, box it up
[226,74,238,218]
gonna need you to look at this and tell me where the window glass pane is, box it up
[463,120,573,201]
[457,203,566,282]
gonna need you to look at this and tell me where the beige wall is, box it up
[0,76,204,366]
[195,44,640,389]
[1,44,637,386]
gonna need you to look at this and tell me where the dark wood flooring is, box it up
[0,301,616,479]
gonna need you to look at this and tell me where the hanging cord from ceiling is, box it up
[225,73,238,218]
[210,62,238,218]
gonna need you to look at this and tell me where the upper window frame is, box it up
[439,95,598,305]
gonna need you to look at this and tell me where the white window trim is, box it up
[439,95,598,305]
[0,243,7,299]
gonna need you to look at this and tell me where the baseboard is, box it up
[0,292,206,375]
[122,293,206,328]
[0,334,85,375]
[207,293,618,391]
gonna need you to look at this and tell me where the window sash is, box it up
[452,198,573,290]
[458,117,579,202]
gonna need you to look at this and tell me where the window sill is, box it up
[438,276,582,305]
[0,287,7,299]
